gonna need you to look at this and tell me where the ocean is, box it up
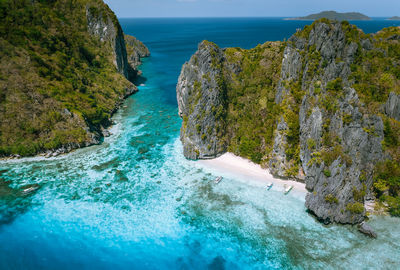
[0,18,399,269]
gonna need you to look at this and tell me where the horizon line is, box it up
[118,16,395,19]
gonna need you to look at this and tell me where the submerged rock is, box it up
[358,222,378,238]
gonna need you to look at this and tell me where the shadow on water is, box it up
[133,74,148,86]
[0,178,40,226]
[0,169,9,176]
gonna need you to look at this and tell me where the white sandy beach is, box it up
[198,153,307,195]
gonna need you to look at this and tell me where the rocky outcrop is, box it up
[303,88,384,224]
[177,41,227,159]
[385,92,400,121]
[86,5,132,80]
[177,20,400,225]
[358,222,378,238]
[86,4,149,83]
[276,22,384,224]
[125,34,150,74]
[271,22,359,181]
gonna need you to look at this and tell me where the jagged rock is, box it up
[269,117,291,178]
[274,22,385,224]
[86,4,150,84]
[358,222,377,238]
[124,85,139,98]
[177,20,398,225]
[125,35,150,69]
[275,47,302,103]
[272,22,360,181]
[303,88,384,224]
[176,41,227,159]
[101,127,112,137]
[62,108,72,117]
[86,6,130,80]
[385,92,400,121]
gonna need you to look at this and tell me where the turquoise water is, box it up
[1,18,400,269]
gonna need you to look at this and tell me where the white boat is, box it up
[267,183,273,190]
[284,185,293,195]
[22,186,39,195]
[215,176,223,184]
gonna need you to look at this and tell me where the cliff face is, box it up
[177,20,400,224]
[274,22,386,223]
[385,92,400,121]
[177,41,227,159]
[86,5,131,80]
[0,0,148,157]
[86,5,150,87]
[124,34,150,76]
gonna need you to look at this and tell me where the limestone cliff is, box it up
[86,4,132,80]
[177,41,227,159]
[125,34,150,76]
[177,20,400,224]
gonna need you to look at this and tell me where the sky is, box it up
[104,0,400,18]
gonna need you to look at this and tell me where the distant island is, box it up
[285,11,371,21]
[387,16,400,20]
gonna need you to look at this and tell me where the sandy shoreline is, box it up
[198,153,307,195]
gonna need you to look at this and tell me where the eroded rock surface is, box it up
[177,41,227,159]
[177,21,400,224]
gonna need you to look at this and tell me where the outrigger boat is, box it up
[266,183,273,190]
[215,176,223,184]
[284,185,293,195]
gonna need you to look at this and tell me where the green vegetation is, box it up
[383,118,399,148]
[323,169,331,177]
[342,113,353,125]
[374,160,400,216]
[341,24,400,217]
[282,91,302,176]
[325,194,339,204]
[185,20,400,219]
[326,78,343,92]
[321,143,352,167]
[307,138,316,150]
[350,27,400,104]
[295,24,313,39]
[346,202,364,214]
[353,185,367,202]
[222,21,400,209]
[0,0,135,156]
[224,42,285,164]
[290,11,371,21]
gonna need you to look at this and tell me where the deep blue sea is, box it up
[1,18,400,269]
